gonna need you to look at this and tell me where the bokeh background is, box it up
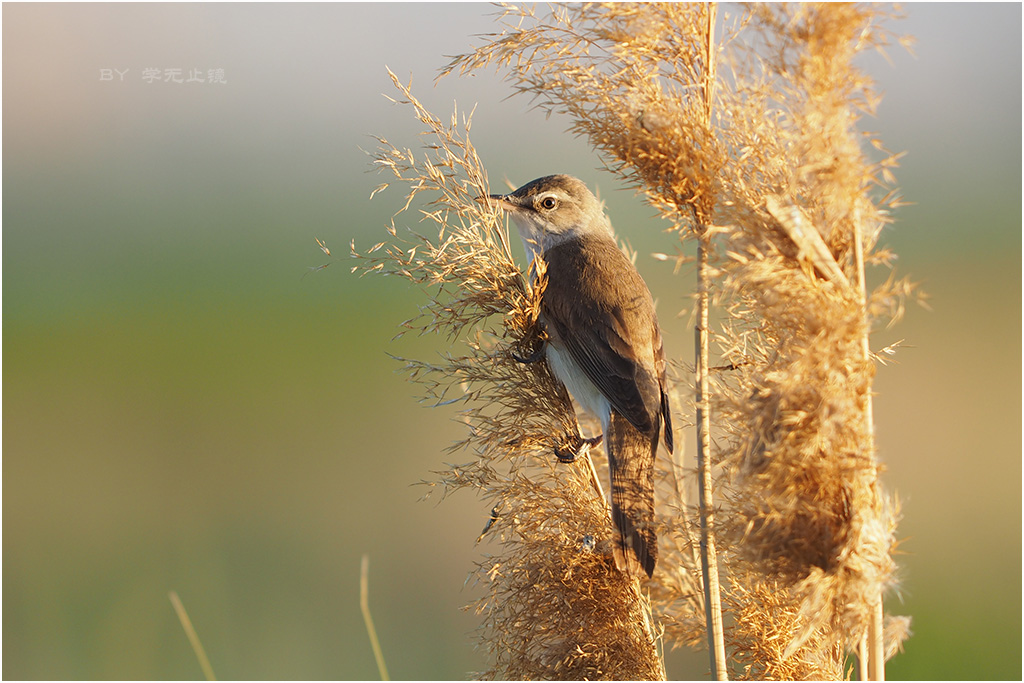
[3,3,1020,680]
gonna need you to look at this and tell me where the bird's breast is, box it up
[544,336,612,435]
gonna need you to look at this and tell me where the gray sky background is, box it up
[4,3,1020,252]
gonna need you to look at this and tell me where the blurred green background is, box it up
[3,4,1020,680]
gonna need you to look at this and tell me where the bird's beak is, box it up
[476,194,519,213]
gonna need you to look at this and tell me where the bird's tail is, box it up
[606,411,658,578]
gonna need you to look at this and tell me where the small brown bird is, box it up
[486,175,673,578]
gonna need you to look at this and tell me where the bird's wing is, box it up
[541,236,664,438]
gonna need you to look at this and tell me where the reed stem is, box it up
[696,238,727,681]
[360,555,390,681]
[168,591,216,681]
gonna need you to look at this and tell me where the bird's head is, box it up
[481,175,614,261]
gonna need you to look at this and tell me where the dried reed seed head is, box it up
[358,2,912,678]
[472,461,666,680]
[360,60,681,682]
[447,2,908,675]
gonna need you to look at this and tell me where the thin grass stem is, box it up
[360,555,390,681]
[854,211,886,682]
[869,600,885,681]
[696,238,727,681]
[858,632,869,680]
[168,591,217,681]
[697,5,728,680]
[584,452,609,511]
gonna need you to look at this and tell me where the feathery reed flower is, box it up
[355,4,915,679]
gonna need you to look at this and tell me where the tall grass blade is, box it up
[168,591,217,681]
[360,555,390,681]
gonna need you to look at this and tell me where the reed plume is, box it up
[356,69,668,679]
[355,3,915,679]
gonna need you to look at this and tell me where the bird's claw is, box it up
[554,432,604,463]
[477,505,501,543]
[511,343,545,364]
[512,323,548,364]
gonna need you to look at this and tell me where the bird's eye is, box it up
[539,196,558,210]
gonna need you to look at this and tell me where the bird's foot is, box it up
[476,505,501,543]
[511,343,545,364]
[554,432,603,463]
[511,324,548,364]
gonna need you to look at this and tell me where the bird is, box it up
[484,174,673,578]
